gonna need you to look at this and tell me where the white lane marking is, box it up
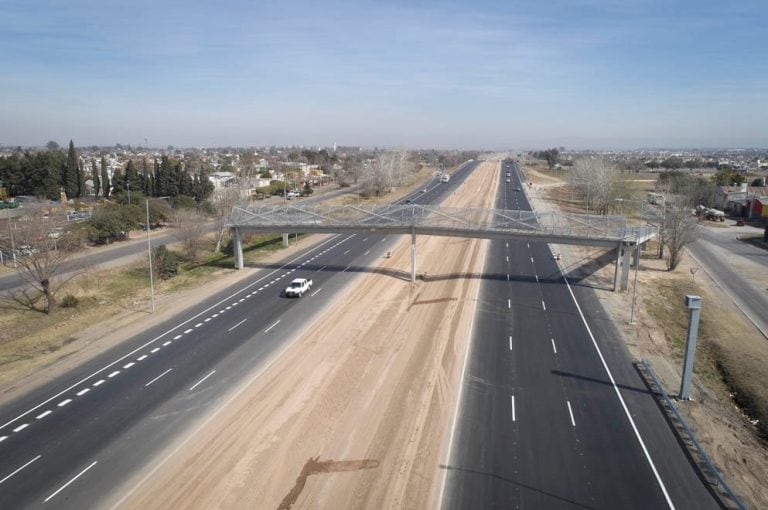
[108,371,120,378]
[123,362,135,369]
[194,322,203,328]
[231,302,239,307]
[212,314,219,318]
[343,250,350,255]
[509,336,513,350]
[364,250,370,256]
[13,423,29,432]
[342,266,350,272]
[567,401,576,427]
[264,320,281,333]
[204,318,212,322]
[363,237,368,241]
[506,242,509,247]
[145,368,173,387]
[507,274,510,281]
[506,255,509,262]
[258,287,264,291]
[0,235,345,433]
[150,348,160,354]
[173,334,182,340]
[137,355,148,361]
[93,379,105,387]
[318,265,326,272]
[542,301,546,311]
[511,395,516,422]
[530,257,534,263]
[238,298,245,302]
[219,309,226,314]
[44,460,98,502]
[507,299,511,309]
[0,436,6,443]
[184,328,193,334]
[36,410,52,419]
[76,388,90,396]
[57,399,72,407]
[228,318,247,332]
[189,370,217,391]
[527,243,530,248]
[561,274,675,508]
[310,288,322,297]
[551,338,558,354]
[163,341,172,346]
[0,455,41,486]
[535,275,539,283]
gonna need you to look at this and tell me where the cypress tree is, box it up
[100,156,110,197]
[65,140,79,199]
[92,159,100,197]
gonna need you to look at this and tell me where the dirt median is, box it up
[111,161,500,509]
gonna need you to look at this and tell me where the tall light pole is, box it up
[146,199,155,313]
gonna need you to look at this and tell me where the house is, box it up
[745,196,768,220]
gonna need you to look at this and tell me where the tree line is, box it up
[0,141,214,202]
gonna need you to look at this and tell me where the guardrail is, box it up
[638,358,746,510]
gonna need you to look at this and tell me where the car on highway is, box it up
[284,278,312,297]
[505,179,511,183]
[421,188,427,193]
[514,187,521,191]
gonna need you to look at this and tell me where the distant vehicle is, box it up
[514,187,521,191]
[440,174,450,183]
[647,192,664,205]
[405,199,412,205]
[703,207,725,222]
[421,188,427,193]
[284,278,312,298]
[506,179,511,183]
[286,191,299,200]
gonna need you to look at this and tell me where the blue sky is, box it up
[1,0,766,149]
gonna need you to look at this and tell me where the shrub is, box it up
[60,294,79,308]
[153,245,180,280]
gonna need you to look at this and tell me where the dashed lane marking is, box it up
[567,401,576,427]
[173,334,182,340]
[511,396,516,422]
[108,371,120,378]
[552,339,558,354]
[36,410,52,419]
[76,388,90,396]
[13,423,29,432]
[93,379,105,387]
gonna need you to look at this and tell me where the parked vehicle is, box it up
[284,278,313,297]
[703,207,725,222]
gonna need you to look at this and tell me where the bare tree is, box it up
[360,150,413,197]
[170,208,208,261]
[210,187,244,253]
[663,198,697,270]
[570,157,623,214]
[0,213,80,314]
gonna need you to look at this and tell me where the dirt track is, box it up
[112,161,500,509]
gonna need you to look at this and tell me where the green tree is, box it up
[712,168,745,186]
[64,140,79,199]
[45,140,60,151]
[152,245,179,280]
[87,203,142,244]
[91,159,100,197]
[101,156,110,197]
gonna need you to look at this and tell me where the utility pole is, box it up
[146,199,155,313]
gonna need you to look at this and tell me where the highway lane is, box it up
[442,160,720,509]
[0,161,480,509]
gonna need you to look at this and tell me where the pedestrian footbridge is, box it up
[226,204,657,291]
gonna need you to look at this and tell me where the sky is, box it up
[1,0,766,150]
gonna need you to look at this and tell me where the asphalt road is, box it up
[0,162,480,509]
[441,160,720,509]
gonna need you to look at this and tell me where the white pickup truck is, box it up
[284,278,313,297]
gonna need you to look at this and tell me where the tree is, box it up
[570,157,622,214]
[87,203,142,244]
[45,140,60,151]
[152,245,179,280]
[100,156,110,197]
[209,188,242,253]
[663,198,698,270]
[712,168,745,186]
[91,159,100,197]
[302,181,314,196]
[170,207,208,260]
[0,212,80,314]
[64,140,79,199]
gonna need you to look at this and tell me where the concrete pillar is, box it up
[621,242,631,291]
[679,295,702,400]
[411,227,417,283]
[282,233,289,247]
[613,244,623,292]
[233,228,243,270]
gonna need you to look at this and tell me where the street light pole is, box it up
[146,199,155,313]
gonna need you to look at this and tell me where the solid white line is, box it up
[76,388,90,396]
[567,400,576,427]
[318,265,326,272]
[228,318,247,332]
[560,267,675,508]
[0,235,344,433]
[511,395,516,422]
[173,334,182,340]
[542,301,546,311]
[310,288,322,297]
[551,338,558,354]
[44,460,98,502]
[57,399,71,407]
[509,335,513,350]
[13,423,28,432]
[144,368,173,387]
[189,370,216,391]
[36,410,52,419]
[0,455,41,486]
[183,328,193,334]
[93,379,105,386]
[264,320,280,333]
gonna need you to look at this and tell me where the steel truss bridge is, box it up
[226,204,657,291]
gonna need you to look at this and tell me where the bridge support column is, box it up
[411,227,417,283]
[282,233,289,247]
[613,244,622,292]
[620,242,631,291]
[233,227,243,270]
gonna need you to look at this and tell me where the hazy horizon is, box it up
[2,1,766,150]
